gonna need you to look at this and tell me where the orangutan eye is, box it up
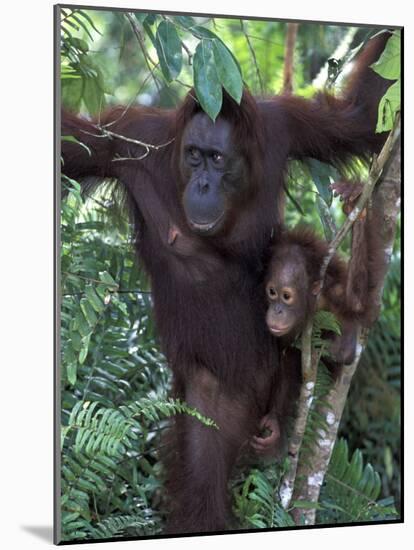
[282,290,293,304]
[267,286,277,299]
[187,147,201,162]
[212,151,224,164]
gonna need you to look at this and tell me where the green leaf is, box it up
[98,271,119,290]
[376,80,400,133]
[70,13,94,41]
[191,26,242,74]
[76,10,102,36]
[144,13,157,26]
[70,37,89,53]
[64,343,76,365]
[143,20,156,47]
[75,311,92,338]
[174,15,196,29]
[306,159,339,206]
[213,40,243,104]
[193,40,222,121]
[85,285,105,313]
[70,330,82,352]
[190,26,221,40]
[80,297,98,326]
[83,76,104,115]
[78,334,91,365]
[155,20,182,82]
[61,77,83,112]
[371,31,401,80]
[67,362,77,386]
[291,500,323,510]
[134,12,147,24]
[78,345,88,365]
[111,295,128,316]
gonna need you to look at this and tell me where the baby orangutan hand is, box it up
[251,414,280,456]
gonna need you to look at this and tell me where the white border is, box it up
[1,1,411,548]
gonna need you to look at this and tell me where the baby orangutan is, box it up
[265,226,358,365]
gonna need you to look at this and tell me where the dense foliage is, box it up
[59,8,401,541]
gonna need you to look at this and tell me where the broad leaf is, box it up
[174,15,196,29]
[85,284,105,313]
[213,40,243,104]
[144,13,157,26]
[83,76,105,115]
[193,40,222,121]
[80,297,98,327]
[134,12,147,24]
[190,26,221,40]
[371,31,401,80]
[376,80,400,133]
[66,362,77,386]
[99,271,118,289]
[61,78,83,112]
[155,20,182,82]
[191,25,242,73]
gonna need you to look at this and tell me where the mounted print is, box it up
[54,3,402,545]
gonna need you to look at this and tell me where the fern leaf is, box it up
[318,438,398,523]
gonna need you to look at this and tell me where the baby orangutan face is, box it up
[265,249,316,338]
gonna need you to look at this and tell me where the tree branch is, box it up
[318,115,401,288]
[79,126,175,162]
[364,147,401,326]
[279,320,319,508]
[291,325,366,525]
[282,23,299,94]
[289,117,401,525]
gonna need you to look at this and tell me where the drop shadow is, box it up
[21,525,54,543]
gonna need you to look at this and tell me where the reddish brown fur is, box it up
[267,226,350,324]
[331,180,388,326]
[266,225,365,366]
[60,32,392,533]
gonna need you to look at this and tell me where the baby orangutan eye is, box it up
[267,285,278,299]
[282,290,293,304]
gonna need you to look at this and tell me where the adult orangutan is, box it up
[61,32,392,533]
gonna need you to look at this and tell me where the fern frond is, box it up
[62,397,217,458]
[64,401,133,457]
[120,397,218,428]
[88,514,155,539]
[292,310,340,357]
[233,467,295,529]
[318,438,398,523]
